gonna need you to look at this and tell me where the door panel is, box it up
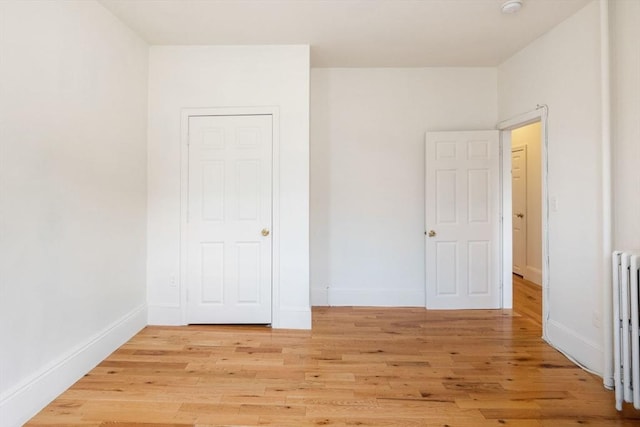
[426,131,500,309]
[468,169,489,222]
[511,146,527,276]
[187,114,272,324]
[201,242,224,303]
[201,161,225,220]
[236,242,260,303]
[468,241,489,295]
[436,170,457,223]
[436,242,457,295]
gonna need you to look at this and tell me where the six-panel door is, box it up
[511,146,527,277]
[187,115,272,324]
[425,131,500,309]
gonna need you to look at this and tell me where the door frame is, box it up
[179,106,281,325]
[497,106,548,339]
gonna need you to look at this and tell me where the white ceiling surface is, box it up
[99,0,592,67]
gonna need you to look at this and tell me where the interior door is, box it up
[511,146,527,276]
[187,114,272,324]
[425,131,500,309]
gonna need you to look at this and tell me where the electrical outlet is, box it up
[550,196,558,212]
[169,275,177,287]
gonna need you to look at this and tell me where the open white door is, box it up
[425,131,501,309]
[187,114,272,324]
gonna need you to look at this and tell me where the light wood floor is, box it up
[28,293,640,425]
[512,274,542,327]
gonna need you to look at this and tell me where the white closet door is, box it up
[187,114,272,324]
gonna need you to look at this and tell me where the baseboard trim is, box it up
[310,287,329,306]
[545,319,603,376]
[525,266,542,285]
[276,306,312,330]
[147,304,183,326]
[0,304,146,427]
[328,288,424,307]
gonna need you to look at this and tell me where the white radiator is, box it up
[613,250,640,410]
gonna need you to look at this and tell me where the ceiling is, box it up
[99,0,592,67]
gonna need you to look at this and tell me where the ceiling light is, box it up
[501,0,523,14]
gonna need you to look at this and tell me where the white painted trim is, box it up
[497,109,542,130]
[0,304,146,427]
[311,287,329,306]
[147,304,183,325]
[498,106,548,341]
[278,306,312,330]
[525,266,543,286]
[600,0,614,389]
[179,106,281,327]
[180,109,190,326]
[270,110,282,328]
[546,319,604,377]
[328,288,424,307]
[500,131,513,309]
[540,109,549,342]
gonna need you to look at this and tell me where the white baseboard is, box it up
[276,306,312,329]
[525,266,543,285]
[328,288,424,307]
[545,319,603,376]
[0,304,146,427]
[147,304,183,325]
[311,287,329,306]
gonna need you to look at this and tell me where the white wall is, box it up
[0,1,148,425]
[310,68,497,306]
[498,1,604,373]
[512,122,542,285]
[147,46,310,329]
[611,0,640,251]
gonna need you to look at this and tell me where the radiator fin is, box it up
[613,250,640,411]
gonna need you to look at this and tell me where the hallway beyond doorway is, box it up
[513,273,542,327]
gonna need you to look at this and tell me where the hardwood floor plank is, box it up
[513,274,543,327]
[26,299,638,426]
[79,401,181,423]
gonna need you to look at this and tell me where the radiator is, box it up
[613,250,640,410]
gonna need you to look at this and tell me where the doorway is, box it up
[181,111,275,325]
[511,123,543,286]
[499,107,549,338]
[511,144,527,277]
[511,122,543,326]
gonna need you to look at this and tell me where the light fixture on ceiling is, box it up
[501,0,523,14]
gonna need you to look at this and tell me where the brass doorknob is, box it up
[428,230,436,237]
[261,228,270,237]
